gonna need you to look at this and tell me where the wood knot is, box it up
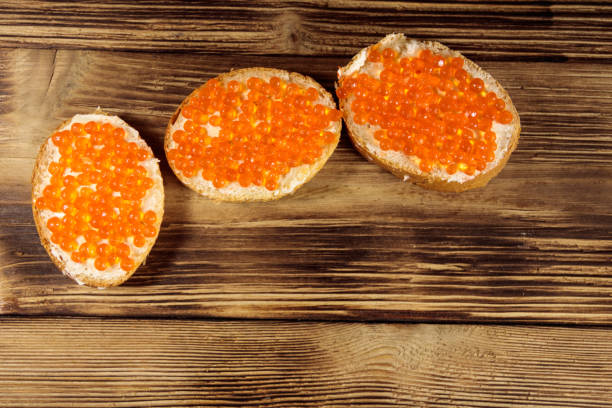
[278,11,304,53]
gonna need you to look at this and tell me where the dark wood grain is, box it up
[0,48,610,323]
[1,317,611,407]
[0,1,610,60]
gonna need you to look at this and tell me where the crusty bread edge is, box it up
[31,109,165,287]
[164,67,342,202]
[337,35,521,192]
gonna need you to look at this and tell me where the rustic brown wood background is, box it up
[0,1,611,406]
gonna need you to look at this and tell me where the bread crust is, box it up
[32,109,164,287]
[165,67,342,202]
[337,34,521,192]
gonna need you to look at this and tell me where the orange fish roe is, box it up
[336,47,514,175]
[34,121,157,272]
[167,76,342,191]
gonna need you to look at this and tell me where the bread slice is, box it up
[337,33,521,192]
[32,109,164,288]
[165,67,342,201]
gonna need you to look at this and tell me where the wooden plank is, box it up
[0,317,611,407]
[0,49,611,323]
[0,1,610,60]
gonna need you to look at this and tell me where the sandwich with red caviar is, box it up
[336,33,520,192]
[32,110,164,287]
[165,67,342,201]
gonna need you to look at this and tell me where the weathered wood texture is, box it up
[1,317,611,407]
[0,1,610,60]
[0,49,610,323]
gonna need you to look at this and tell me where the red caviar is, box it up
[34,120,157,272]
[336,47,514,175]
[167,76,342,191]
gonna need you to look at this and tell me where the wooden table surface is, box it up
[1,1,611,406]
